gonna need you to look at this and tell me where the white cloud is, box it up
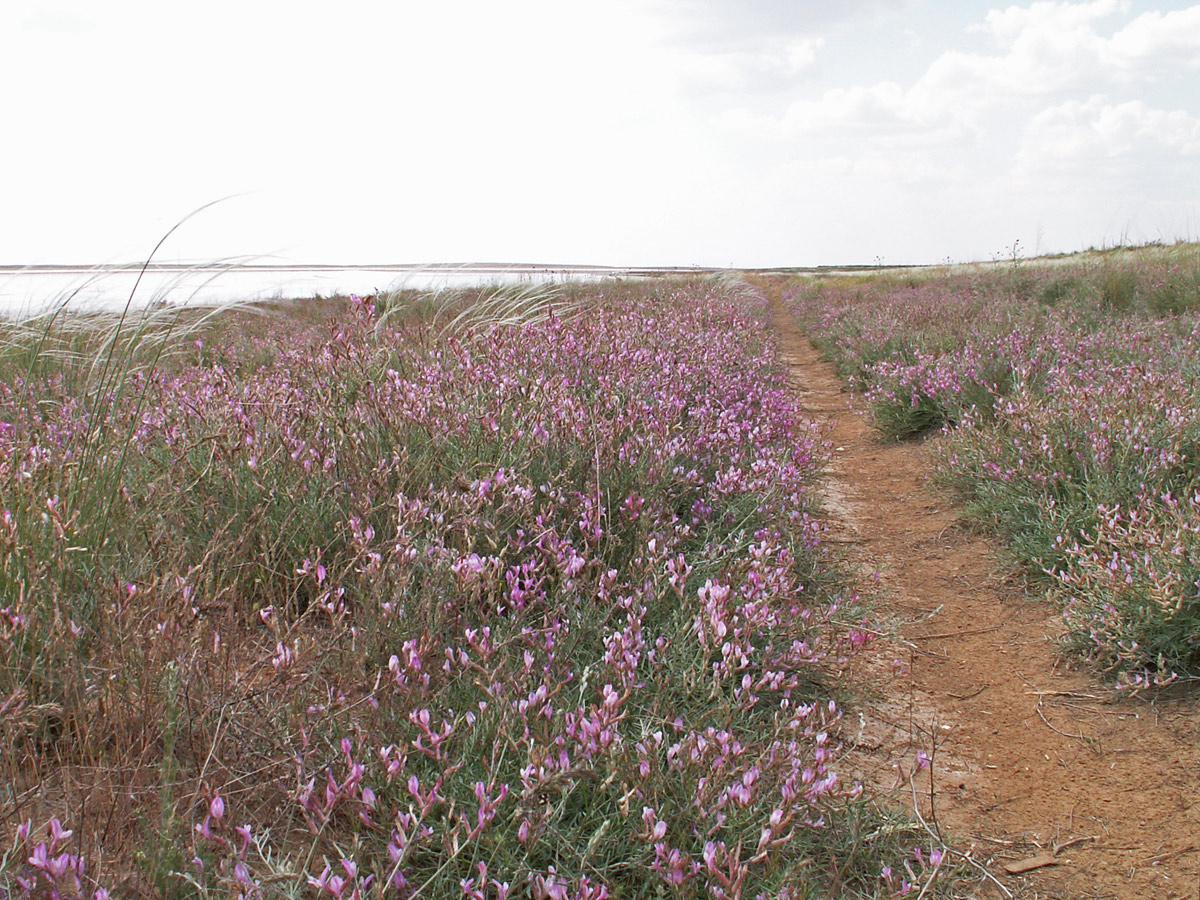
[980,0,1128,45]
[1018,96,1200,166]
[725,2,1200,139]
[781,82,918,131]
[969,0,1200,88]
[626,0,914,99]
[636,0,911,49]
[1108,5,1200,71]
[705,2,1200,263]
[668,37,825,97]
[908,1,1200,120]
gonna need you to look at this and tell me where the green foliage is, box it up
[1146,268,1200,316]
[871,391,947,440]
[1038,275,1079,306]
[1098,266,1139,312]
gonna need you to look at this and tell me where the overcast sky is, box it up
[3,0,1199,267]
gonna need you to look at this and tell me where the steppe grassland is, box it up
[0,280,936,898]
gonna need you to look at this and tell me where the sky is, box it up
[3,0,1199,268]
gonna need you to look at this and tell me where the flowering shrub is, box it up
[1054,491,1200,688]
[786,245,1200,685]
[0,281,926,897]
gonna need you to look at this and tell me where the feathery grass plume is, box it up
[374,267,584,338]
[713,270,760,303]
[0,212,265,845]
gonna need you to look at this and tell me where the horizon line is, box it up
[0,260,926,275]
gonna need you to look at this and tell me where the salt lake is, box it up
[0,262,683,317]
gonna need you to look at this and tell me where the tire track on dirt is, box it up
[766,285,1200,900]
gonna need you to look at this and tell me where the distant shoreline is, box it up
[0,261,924,276]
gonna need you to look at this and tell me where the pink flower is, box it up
[47,817,73,847]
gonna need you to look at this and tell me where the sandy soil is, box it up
[767,286,1200,900]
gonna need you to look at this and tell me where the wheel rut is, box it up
[766,286,1200,900]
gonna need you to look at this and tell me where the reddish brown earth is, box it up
[767,286,1200,900]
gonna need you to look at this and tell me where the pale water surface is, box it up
[0,263,673,317]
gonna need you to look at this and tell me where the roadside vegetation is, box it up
[785,242,1200,690]
[0,280,940,898]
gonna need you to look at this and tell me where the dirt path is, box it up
[767,288,1200,899]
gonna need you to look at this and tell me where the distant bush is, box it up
[1039,275,1079,306]
[1146,267,1200,316]
[1098,266,1139,311]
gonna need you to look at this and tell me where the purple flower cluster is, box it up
[2,819,108,900]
